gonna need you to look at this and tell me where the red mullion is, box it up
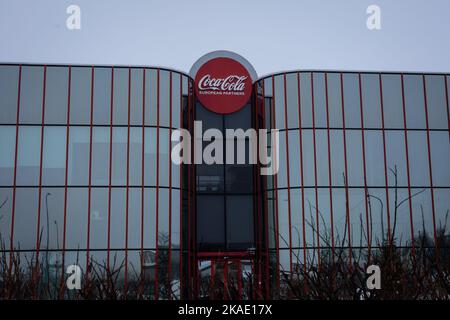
[296,73,307,274]
[192,83,198,299]
[9,65,22,272]
[310,72,321,270]
[400,74,417,266]
[253,85,263,299]
[106,67,114,271]
[270,76,281,295]
[260,81,271,299]
[154,69,161,300]
[282,74,293,276]
[357,74,371,262]
[445,76,450,142]
[340,73,352,267]
[422,75,439,260]
[60,66,72,293]
[179,75,184,299]
[34,65,47,279]
[86,66,95,276]
[140,68,146,295]
[324,73,335,261]
[124,68,132,295]
[168,71,173,299]
[187,79,192,299]
[378,74,392,246]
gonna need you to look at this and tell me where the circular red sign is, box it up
[194,57,252,114]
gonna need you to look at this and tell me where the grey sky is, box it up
[1,0,449,77]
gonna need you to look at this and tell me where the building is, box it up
[0,51,449,299]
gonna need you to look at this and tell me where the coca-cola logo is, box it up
[198,75,247,92]
[194,57,252,114]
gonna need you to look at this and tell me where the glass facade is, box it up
[258,72,450,285]
[0,64,191,298]
[0,64,449,299]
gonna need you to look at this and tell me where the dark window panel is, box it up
[361,73,381,129]
[404,74,426,129]
[425,75,448,130]
[0,126,16,185]
[42,126,67,185]
[0,65,20,124]
[226,195,254,250]
[70,67,91,125]
[45,66,68,124]
[113,68,129,126]
[19,66,43,124]
[197,195,225,250]
[93,67,112,125]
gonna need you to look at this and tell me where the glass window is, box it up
[70,67,92,125]
[407,131,430,186]
[286,73,299,129]
[299,73,312,128]
[90,187,108,249]
[410,188,434,239]
[113,68,129,126]
[112,127,127,185]
[425,75,448,129]
[346,130,364,186]
[288,130,301,188]
[128,187,143,248]
[158,128,169,187]
[329,129,345,187]
[434,188,450,235]
[197,195,225,250]
[171,72,182,129]
[361,73,381,129]
[313,72,327,128]
[144,69,158,127]
[93,67,112,125]
[13,188,38,249]
[0,65,19,123]
[66,187,88,248]
[68,127,90,186]
[129,127,143,186]
[143,187,157,248]
[91,127,110,186]
[0,188,12,240]
[0,126,16,185]
[315,129,330,186]
[109,188,126,248]
[364,131,386,187]
[45,66,68,124]
[404,75,426,129]
[40,187,65,249]
[342,73,361,128]
[226,195,254,250]
[43,126,67,185]
[381,74,403,129]
[273,75,285,129]
[17,126,41,185]
[326,73,343,128]
[385,131,408,187]
[159,70,170,127]
[144,127,157,187]
[19,66,44,124]
[430,131,450,187]
[130,68,144,126]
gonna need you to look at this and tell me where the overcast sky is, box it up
[1,0,449,77]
